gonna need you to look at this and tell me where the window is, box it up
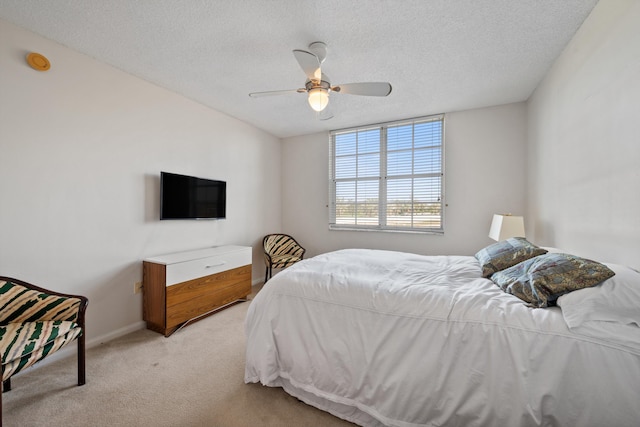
[329,115,444,233]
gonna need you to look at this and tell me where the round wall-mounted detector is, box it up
[26,52,51,71]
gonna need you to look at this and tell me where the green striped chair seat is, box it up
[0,320,82,380]
[1,279,85,380]
[0,277,87,424]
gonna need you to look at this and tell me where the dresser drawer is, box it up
[165,248,251,286]
[165,265,251,328]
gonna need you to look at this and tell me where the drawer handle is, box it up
[205,262,226,268]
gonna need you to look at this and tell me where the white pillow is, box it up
[557,263,640,328]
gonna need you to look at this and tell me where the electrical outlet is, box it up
[134,281,143,294]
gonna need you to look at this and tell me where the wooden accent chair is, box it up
[263,234,306,282]
[0,277,88,426]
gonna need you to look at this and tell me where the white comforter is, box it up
[245,249,640,427]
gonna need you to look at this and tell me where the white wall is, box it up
[282,103,527,257]
[0,20,282,343]
[526,0,640,268]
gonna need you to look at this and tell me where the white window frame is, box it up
[329,114,445,234]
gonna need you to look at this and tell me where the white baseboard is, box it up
[86,321,147,348]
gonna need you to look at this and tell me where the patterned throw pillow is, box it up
[475,237,548,278]
[490,253,616,307]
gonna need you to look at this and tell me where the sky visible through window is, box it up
[332,118,443,230]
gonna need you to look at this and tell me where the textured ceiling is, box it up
[0,0,598,138]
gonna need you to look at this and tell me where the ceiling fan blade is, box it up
[249,88,305,97]
[332,82,392,96]
[293,49,322,81]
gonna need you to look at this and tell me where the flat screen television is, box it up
[160,172,226,220]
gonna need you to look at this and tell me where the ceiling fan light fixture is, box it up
[308,88,329,112]
[249,41,392,119]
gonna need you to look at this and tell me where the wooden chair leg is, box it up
[78,334,86,386]
[264,266,269,283]
[1,379,10,393]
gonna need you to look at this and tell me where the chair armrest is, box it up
[290,244,306,259]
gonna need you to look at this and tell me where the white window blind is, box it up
[329,115,444,233]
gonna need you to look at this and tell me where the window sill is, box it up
[329,225,444,235]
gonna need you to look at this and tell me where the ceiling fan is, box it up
[249,42,392,119]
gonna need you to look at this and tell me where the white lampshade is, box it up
[308,88,329,112]
[489,214,525,241]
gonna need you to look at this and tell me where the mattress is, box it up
[245,249,640,426]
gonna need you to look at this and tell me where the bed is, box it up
[244,244,640,426]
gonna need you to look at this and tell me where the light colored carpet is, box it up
[3,288,355,427]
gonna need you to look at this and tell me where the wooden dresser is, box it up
[143,245,252,336]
